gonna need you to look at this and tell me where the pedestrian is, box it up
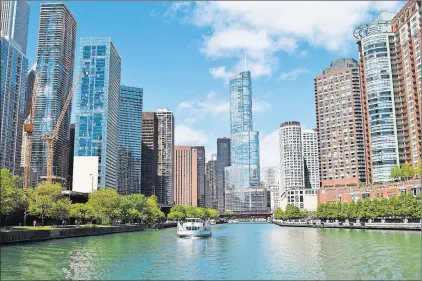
[75,219,78,227]
[33,220,36,227]
[62,220,65,227]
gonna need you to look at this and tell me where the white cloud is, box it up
[178,101,193,109]
[175,124,208,145]
[169,1,404,77]
[252,99,272,113]
[260,129,280,168]
[209,66,234,82]
[279,68,309,81]
[299,50,309,57]
[177,91,230,120]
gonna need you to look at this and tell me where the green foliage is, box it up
[167,205,220,221]
[415,162,421,176]
[223,210,234,215]
[28,182,63,226]
[273,208,284,219]
[144,195,164,223]
[51,198,72,220]
[0,169,23,216]
[206,209,220,219]
[87,188,121,224]
[316,192,422,220]
[284,205,304,219]
[119,194,148,223]
[70,203,89,221]
[167,211,185,221]
[390,165,403,180]
[401,162,415,180]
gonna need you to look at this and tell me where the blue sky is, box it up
[26,1,404,168]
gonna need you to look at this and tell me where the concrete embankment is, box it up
[0,223,176,245]
[272,220,421,231]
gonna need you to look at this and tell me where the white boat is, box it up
[210,219,216,225]
[228,219,239,224]
[177,218,212,237]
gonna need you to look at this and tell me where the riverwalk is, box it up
[0,223,176,245]
[272,219,421,231]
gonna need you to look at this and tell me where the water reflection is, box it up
[1,224,420,280]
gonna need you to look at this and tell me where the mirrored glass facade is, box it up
[74,37,121,189]
[118,86,143,195]
[225,71,266,213]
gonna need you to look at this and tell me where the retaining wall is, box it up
[272,220,421,231]
[0,223,176,245]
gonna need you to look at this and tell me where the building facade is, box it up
[391,0,421,167]
[315,59,366,188]
[216,137,230,213]
[205,154,217,209]
[302,129,320,190]
[117,85,143,195]
[67,124,75,190]
[355,12,400,183]
[1,1,30,54]
[156,108,174,205]
[141,112,158,197]
[31,3,76,185]
[74,37,121,189]
[0,36,28,174]
[225,71,266,213]
[193,146,206,207]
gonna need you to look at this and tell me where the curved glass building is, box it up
[224,71,267,213]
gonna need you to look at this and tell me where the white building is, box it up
[302,129,320,190]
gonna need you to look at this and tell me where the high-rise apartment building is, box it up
[302,129,320,189]
[1,1,30,54]
[205,154,217,209]
[74,37,121,189]
[193,146,206,207]
[67,124,75,190]
[355,12,400,183]
[391,0,421,167]
[156,108,174,205]
[117,85,143,195]
[173,146,205,206]
[216,137,230,213]
[24,65,36,119]
[262,167,279,187]
[0,37,28,174]
[315,58,366,187]
[141,112,158,197]
[225,71,266,213]
[32,3,76,185]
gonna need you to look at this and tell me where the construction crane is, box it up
[41,72,82,183]
[23,74,39,189]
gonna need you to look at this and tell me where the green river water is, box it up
[1,223,421,280]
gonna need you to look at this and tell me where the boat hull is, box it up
[177,230,212,238]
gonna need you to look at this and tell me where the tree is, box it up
[70,203,90,223]
[87,188,121,224]
[145,195,164,223]
[223,210,234,215]
[207,209,219,219]
[51,198,72,221]
[273,208,284,219]
[28,182,63,226]
[119,194,148,223]
[167,211,185,221]
[284,205,303,219]
[0,169,22,217]
[390,165,403,180]
[415,162,421,177]
[401,162,415,181]
[19,188,34,226]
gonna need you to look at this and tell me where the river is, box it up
[1,223,421,280]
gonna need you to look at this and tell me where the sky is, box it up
[25,1,405,169]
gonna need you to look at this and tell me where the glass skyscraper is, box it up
[32,3,76,185]
[118,85,143,195]
[224,71,267,213]
[1,1,30,54]
[216,137,230,214]
[74,37,121,189]
[0,36,28,174]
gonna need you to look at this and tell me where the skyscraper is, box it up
[315,59,366,187]
[355,12,400,183]
[67,123,75,190]
[156,108,174,205]
[391,0,421,167]
[1,1,30,54]
[193,146,206,207]
[0,37,28,174]
[32,3,76,185]
[173,146,205,206]
[302,129,320,190]
[225,71,266,213]
[118,85,143,195]
[205,154,217,209]
[141,112,158,197]
[74,37,121,189]
[216,137,230,213]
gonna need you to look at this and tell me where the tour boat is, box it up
[209,219,216,225]
[177,218,212,238]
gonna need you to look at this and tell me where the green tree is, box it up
[144,195,164,223]
[412,193,422,218]
[273,208,284,219]
[51,198,72,221]
[316,203,327,219]
[0,169,22,217]
[223,210,234,215]
[206,209,219,219]
[346,200,357,219]
[28,182,63,226]
[167,211,185,221]
[284,205,303,219]
[119,194,147,223]
[70,203,90,223]
[415,162,421,177]
[390,165,403,180]
[401,162,415,181]
[19,188,34,226]
[87,188,121,224]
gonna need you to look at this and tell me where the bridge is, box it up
[220,212,273,219]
